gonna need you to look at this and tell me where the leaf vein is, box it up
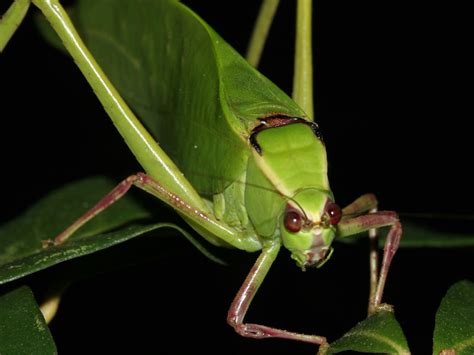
[453,334,474,352]
[350,330,409,354]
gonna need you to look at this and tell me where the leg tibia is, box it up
[227,243,327,351]
[45,176,136,246]
[337,210,402,314]
[232,322,327,345]
[341,193,381,308]
[46,173,260,251]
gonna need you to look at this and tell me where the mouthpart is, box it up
[291,246,334,271]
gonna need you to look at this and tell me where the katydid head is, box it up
[280,189,342,270]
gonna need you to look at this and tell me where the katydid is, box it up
[14,0,401,351]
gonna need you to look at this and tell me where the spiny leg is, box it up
[341,193,377,217]
[368,209,379,312]
[373,216,402,312]
[43,176,136,246]
[292,0,314,118]
[227,242,328,351]
[338,198,402,314]
[342,194,379,309]
[40,172,260,325]
[44,173,258,251]
[339,211,402,314]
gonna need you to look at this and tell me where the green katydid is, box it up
[4,0,402,351]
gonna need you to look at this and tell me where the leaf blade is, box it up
[433,280,474,354]
[0,286,57,354]
[328,311,410,354]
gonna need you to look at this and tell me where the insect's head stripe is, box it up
[249,115,324,155]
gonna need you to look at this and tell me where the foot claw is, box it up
[369,302,393,315]
[317,341,330,355]
[236,324,268,339]
[41,239,55,249]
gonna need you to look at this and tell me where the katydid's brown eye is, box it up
[284,210,303,233]
[327,202,342,225]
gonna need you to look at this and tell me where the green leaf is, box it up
[0,286,56,354]
[328,311,410,354]
[433,280,474,354]
[0,176,222,285]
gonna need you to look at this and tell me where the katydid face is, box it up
[280,189,341,269]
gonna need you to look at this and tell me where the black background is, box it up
[1,1,473,354]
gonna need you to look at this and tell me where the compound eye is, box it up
[284,210,303,233]
[326,202,342,225]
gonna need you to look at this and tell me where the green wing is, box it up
[66,0,306,195]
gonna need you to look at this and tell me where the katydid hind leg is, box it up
[45,173,260,252]
[0,0,30,52]
[337,208,402,314]
[227,243,328,350]
[246,0,280,68]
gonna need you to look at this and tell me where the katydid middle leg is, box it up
[339,194,402,315]
[341,194,380,311]
[44,173,261,252]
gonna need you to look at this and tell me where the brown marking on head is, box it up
[249,115,323,154]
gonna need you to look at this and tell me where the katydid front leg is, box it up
[227,242,328,350]
[339,194,402,315]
